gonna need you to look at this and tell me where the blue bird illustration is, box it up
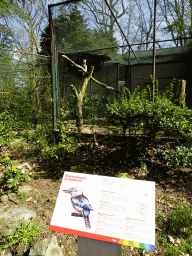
[63,187,93,229]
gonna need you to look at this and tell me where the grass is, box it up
[155,201,192,255]
[37,198,43,203]
[42,193,48,198]
[19,192,28,200]
[0,219,42,253]
[43,210,49,217]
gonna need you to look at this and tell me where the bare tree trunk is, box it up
[62,55,121,131]
[70,66,94,131]
[177,79,186,108]
[76,99,83,129]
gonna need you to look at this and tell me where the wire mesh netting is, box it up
[48,0,192,124]
[1,0,192,129]
[0,47,52,128]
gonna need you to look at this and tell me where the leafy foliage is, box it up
[41,121,77,165]
[106,81,192,168]
[0,111,16,146]
[0,0,29,19]
[0,157,30,192]
[83,93,108,119]
[107,82,192,139]
[0,219,42,253]
[161,144,192,168]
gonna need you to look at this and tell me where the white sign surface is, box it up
[49,172,155,251]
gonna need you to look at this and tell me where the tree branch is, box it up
[62,54,121,94]
[62,55,87,73]
[91,76,121,93]
[70,84,78,97]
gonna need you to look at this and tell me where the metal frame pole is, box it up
[48,5,57,129]
[152,0,157,102]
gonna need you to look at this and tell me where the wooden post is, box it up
[176,79,186,108]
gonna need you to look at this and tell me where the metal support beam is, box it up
[48,5,57,129]
[152,0,157,102]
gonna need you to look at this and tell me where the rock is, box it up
[0,195,9,202]
[0,206,36,239]
[175,238,181,244]
[1,248,13,256]
[18,185,33,194]
[16,240,30,256]
[168,235,174,244]
[15,162,32,174]
[29,236,63,256]
[80,127,92,134]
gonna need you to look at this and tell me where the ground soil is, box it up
[0,134,191,255]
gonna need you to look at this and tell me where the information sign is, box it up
[49,172,155,251]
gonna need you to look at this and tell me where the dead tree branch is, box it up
[62,54,121,94]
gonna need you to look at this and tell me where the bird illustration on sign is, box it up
[63,187,93,229]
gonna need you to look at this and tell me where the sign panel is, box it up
[49,172,155,251]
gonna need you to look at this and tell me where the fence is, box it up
[0,47,52,128]
[1,1,192,129]
[48,0,192,127]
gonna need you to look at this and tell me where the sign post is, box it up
[49,172,155,254]
[78,236,121,256]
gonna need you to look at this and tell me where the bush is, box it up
[0,157,30,192]
[83,93,108,119]
[0,111,16,147]
[161,144,192,168]
[106,82,192,168]
[107,83,192,141]
[107,85,192,140]
[42,121,77,164]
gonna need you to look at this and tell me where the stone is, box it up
[15,162,32,174]
[0,195,9,202]
[80,127,92,134]
[16,240,30,256]
[18,185,33,194]
[0,206,36,239]
[29,236,63,256]
[1,249,13,256]
[168,235,174,244]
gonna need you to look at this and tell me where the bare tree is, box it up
[82,0,129,43]
[62,55,121,131]
[133,0,155,50]
[159,0,191,46]
[1,0,49,53]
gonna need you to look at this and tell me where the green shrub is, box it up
[107,81,192,168]
[161,145,192,168]
[0,219,42,253]
[83,93,108,119]
[0,157,30,192]
[0,111,16,146]
[42,121,77,164]
[107,83,192,141]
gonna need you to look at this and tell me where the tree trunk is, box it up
[70,66,95,132]
[177,79,186,108]
[76,98,83,130]
[62,54,121,132]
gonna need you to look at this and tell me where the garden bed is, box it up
[0,134,191,255]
